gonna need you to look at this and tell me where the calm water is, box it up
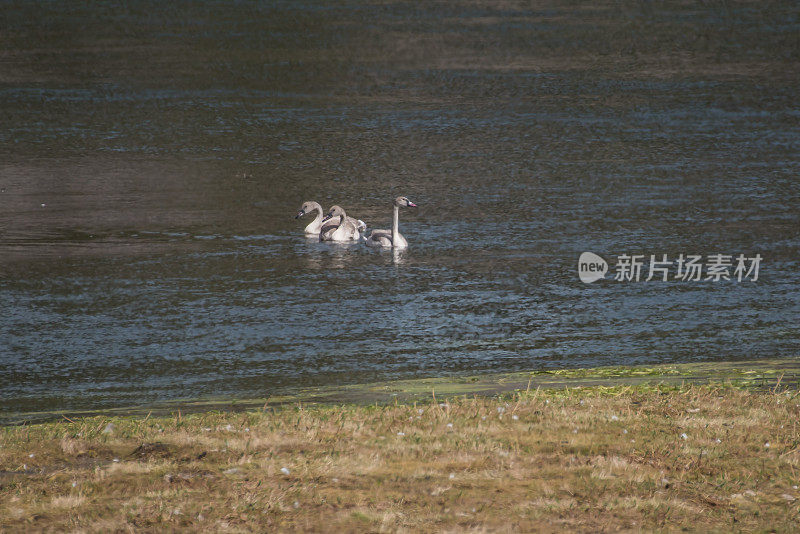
[1,1,799,417]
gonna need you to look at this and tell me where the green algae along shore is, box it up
[6,358,799,426]
[2,358,799,532]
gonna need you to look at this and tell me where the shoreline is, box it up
[5,357,799,426]
[1,358,799,531]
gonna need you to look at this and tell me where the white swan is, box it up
[364,196,417,249]
[295,201,330,236]
[320,205,361,242]
[295,201,365,237]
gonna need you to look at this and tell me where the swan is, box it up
[295,201,330,236]
[295,201,365,236]
[320,205,361,242]
[364,196,417,249]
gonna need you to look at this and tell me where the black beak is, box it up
[295,210,305,219]
[321,214,333,223]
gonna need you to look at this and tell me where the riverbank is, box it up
[2,360,799,531]
[6,357,800,425]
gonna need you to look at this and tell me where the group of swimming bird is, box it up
[295,196,417,249]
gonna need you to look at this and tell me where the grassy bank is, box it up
[2,365,800,531]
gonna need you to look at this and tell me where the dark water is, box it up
[1,1,799,417]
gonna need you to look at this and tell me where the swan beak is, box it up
[295,210,305,219]
[407,201,418,208]
[322,214,333,222]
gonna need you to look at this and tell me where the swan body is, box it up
[364,196,417,249]
[295,201,365,237]
[320,205,361,242]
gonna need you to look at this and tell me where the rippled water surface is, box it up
[1,1,799,416]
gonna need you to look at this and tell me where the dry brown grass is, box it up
[2,384,799,532]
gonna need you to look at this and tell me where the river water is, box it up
[1,1,799,416]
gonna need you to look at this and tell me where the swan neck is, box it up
[392,205,400,247]
[311,204,323,225]
[304,203,324,234]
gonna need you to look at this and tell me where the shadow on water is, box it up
[0,0,799,416]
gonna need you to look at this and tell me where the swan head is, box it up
[295,201,318,219]
[322,205,346,223]
[394,196,417,208]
